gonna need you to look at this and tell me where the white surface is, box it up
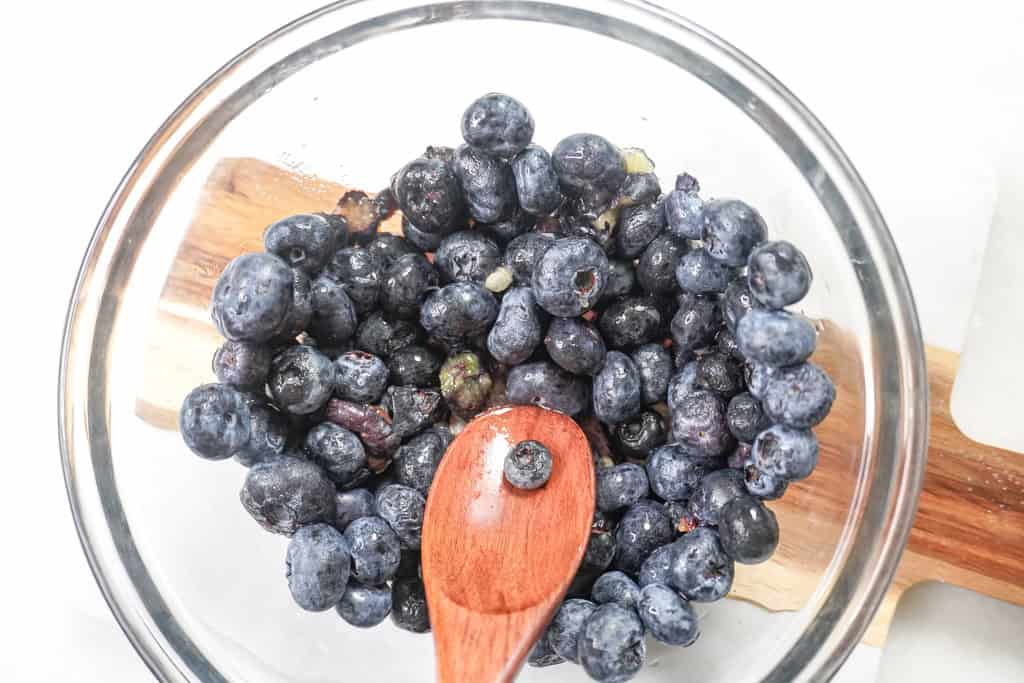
[1,1,1022,681]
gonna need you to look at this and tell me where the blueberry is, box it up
[355,311,421,358]
[532,237,609,317]
[506,361,590,416]
[511,144,562,215]
[527,631,565,668]
[598,296,666,349]
[326,399,400,457]
[548,598,597,662]
[747,239,812,308]
[211,253,294,343]
[309,275,358,347]
[390,577,431,633]
[746,361,776,400]
[671,390,734,457]
[645,443,723,502]
[752,424,819,481]
[394,429,447,495]
[695,351,744,397]
[240,455,336,535]
[592,571,641,607]
[596,463,649,512]
[761,362,835,428]
[269,268,313,345]
[577,603,646,683]
[487,286,544,365]
[337,582,392,627]
[461,92,534,158]
[702,199,767,266]
[439,350,493,418]
[452,144,517,223]
[593,352,642,424]
[318,212,350,249]
[663,500,697,534]
[736,309,817,368]
[420,282,498,340]
[719,496,779,564]
[504,231,555,284]
[601,259,636,302]
[303,422,367,486]
[670,293,722,356]
[619,172,661,207]
[675,248,734,293]
[615,203,665,258]
[180,383,251,460]
[610,410,666,460]
[212,340,271,391]
[581,524,617,576]
[233,393,288,467]
[669,527,734,602]
[666,361,699,412]
[366,232,417,267]
[263,213,336,273]
[482,209,536,245]
[664,179,705,239]
[323,246,382,315]
[387,345,441,388]
[688,468,747,526]
[503,440,553,490]
[393,157,465,233]
[375,484,426,549]
[715,327,744,361]
[559,203,617,254]
[614,500,674,574]
[638,544,676,587]
[726,392,771,443]
[381,253,438,319]
[401,216,448,252]
[637,233,687,295]
[720,279,760,334]
[742,460,789,500]
[268,346,336,415]
[637,583,699,646]
[544,317,607,376]
[388,387,446,439]
[343,516,402,585]
[552,133,626,208]
[285,523,351,611]
[631,343,672,405]
[333,351,388,403]
[333,488,376,531]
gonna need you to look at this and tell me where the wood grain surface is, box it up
[137,157,1024,649]
[421,406,595,682]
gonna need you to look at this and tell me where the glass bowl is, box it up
[59,1,928,681]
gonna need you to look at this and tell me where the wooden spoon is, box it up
[421,405,596,683]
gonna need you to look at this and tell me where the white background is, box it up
[1,1,1023,681]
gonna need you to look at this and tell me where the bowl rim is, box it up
[59,1,929,681]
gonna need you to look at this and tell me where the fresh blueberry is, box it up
[333,351,388,403]
[527,631,565,668]
[666,361,699,412]
[581,523,617,576]
[381,253,438,319]
[722,276,763,333]
[631,343,672,405]
[602,259,637,302]
[551,133,626,208]
[598,296,666,349]
[675,248,734,293]
[394,429,448,495]
[645,443,723,502]
[487,286,544,365]
[638,544,676,587]
[596,463,649,512]
[391,577,431,633]
[263,213,337,273]
[180,383,251,460]
[268,345,336,415]
[577,603,646,683]
[615,203,665,258]
[760,362,835,428]
[637,583,699,646]
[401,216,448,252]
[336,582,392,627]
[504,440,553,490]
[747,240,812,308]
[610,410,667,460]
[343,516,402,585]
[392,157,465,233]
[664,175,705,239]
[366,232,417,267]
[240,455,336,535]
[619,172,662,207]
[548,598,597,662]
[439,350,493,418]
[746,361,776,400]
[593,351,642,424]
[669,527,734,602]
[736,309,817,368]
[695,351,744,397]
[309,275,358,346]
[504,231,555,284]
[688,468,747,526]
[212,340,271,391]
[671,389,734,456]
[269,268,313,345]
[670,292,722,356]
[726,392,771,443]
[388,387,446,439]
[719,496,779,564]
[233,393,288,467]
[326,399,400,457]
[614,500,674,574]
[461,92,534,158]
[752,424,819,481]
[375,484,426,549]
[702,198,767,266]
[742,460,789,500]
[387,345,442,388]
[285,523,351,611]
[482,209,536,245]
[420,282,498,340]
[323,246,382,315]
[303,422,367,486]
[354,311,421,358]
[211,253,294,343]
[532,237,609,317]
[333,488,376,531]
[545,317,607,376]
[637,233,688,295]
[511,144,563,215]
[453,144,517,223]
[592,571,641,607]
[506,361,590,416]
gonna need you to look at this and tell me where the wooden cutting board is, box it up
[136,157,1024,647]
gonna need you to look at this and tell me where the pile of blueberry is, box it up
[179,92,835,682]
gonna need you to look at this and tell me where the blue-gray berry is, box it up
[506,361,590,416]
[333,488,376,531]
[752,424,819,481]
[614,500,674,574]
[263,213,336,273]
[675,248,734,293]
[747,240,812,308]
[688,468,748,526]
[702,198,768,266]
[336,581,392,627]
[211,252,294,343]
[593,351,642,425]
[596,463,649,512]
[419,282,498,341]
[343,516,402,586]
[736,309,817,367]
[375,484,426,549]
[303,422,367,486]
[180,383,251,460]
[548,598,597,663]
[532,238,609,317]
[512,144,562,215]
[669,527,734,602]
[545,317,607,376]
[631,343,673,405]
[577,603,646,683]
[268,345,336,415]
[670,390,735,456]
[503,440,553,490]
[591,571,641,607]
[285,523,351,611]
[461,93,535,158]
[333,351,388,403]
[645,443,722,502]
[760,362,835,428]
[487,286,544,365]
[637,583,699,646]
[453,144,517,223]
[240,455,336,535]
[719,496,779,564]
